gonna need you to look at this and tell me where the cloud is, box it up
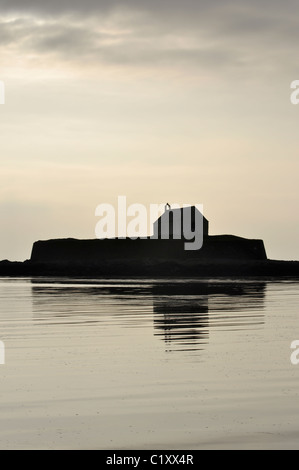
[0,0,297,16]
[0,1,298,82]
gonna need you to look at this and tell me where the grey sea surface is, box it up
[0,277,298,449]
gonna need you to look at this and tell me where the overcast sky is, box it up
[1,0,299,260]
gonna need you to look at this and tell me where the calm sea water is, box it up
[0,277,299,449]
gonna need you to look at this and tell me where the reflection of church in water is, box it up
[152,282,266,353]
[153,285,209,353]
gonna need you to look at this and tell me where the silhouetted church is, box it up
[29,201,268,274]
[153,204,209,239]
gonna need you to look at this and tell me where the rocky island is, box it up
[1,205,299,277]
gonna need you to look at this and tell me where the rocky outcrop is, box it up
[30,235,267,266]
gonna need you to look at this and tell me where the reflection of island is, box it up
[30,280,266,355]
[152,282,266,353]
[30,281,154,326]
